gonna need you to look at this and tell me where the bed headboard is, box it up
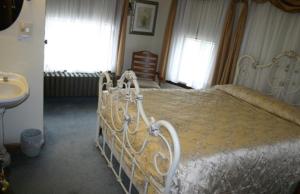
[234,50,300,105]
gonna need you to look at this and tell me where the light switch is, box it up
[18,22,33,40]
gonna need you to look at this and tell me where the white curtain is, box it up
[44,0,123,73]
[238,2,300,105]
[166,0,229,89]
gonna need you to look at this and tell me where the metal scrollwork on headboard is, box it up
[234,50,300,105]
[234,55,258,85]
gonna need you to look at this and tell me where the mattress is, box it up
[99,85,300,194]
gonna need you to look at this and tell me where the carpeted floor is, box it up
[8,97,123,194]
[7,83,183,194]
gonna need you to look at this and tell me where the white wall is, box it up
[123,0,171,71]
[0,0,45,144]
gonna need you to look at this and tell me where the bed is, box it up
[95,51,300,194]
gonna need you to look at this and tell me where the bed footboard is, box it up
[95,71,180,194]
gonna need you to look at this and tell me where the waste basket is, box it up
[20,129,43,157]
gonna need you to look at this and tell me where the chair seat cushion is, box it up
[137,79,160,89]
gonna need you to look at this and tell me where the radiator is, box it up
[44,72,102,97]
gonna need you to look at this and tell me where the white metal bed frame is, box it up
[95,50,299,194]
[95,71,180,194]
[234,50,300,105]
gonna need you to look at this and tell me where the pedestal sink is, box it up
[0,72,29,167]
[0,72,29,108]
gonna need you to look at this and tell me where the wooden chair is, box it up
[131,50,160,89]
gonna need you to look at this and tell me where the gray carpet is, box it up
[9,97,123,194]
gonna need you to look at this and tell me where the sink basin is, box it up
[0,72,29,108]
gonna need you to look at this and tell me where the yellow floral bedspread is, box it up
[99,85,300,194]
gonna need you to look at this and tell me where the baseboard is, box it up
[4,140,45,154]
[4,143,21,153]
[166,80,193,89]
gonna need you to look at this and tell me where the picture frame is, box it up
[130,0,159,36]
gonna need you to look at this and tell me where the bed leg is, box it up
[293,182,300,194]
[290,181,300,194]
[95,126,103,147]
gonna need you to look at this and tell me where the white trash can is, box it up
[21,129,43,157]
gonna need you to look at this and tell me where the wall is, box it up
[123,0,172,71]
[0,0,45,144]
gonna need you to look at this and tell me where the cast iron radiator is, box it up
[44,71,102,97]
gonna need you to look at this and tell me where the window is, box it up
[177,38,215,89]
[44,0,121,73]
[165,0,228,89]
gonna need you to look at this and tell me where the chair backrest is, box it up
[131,51,158,81]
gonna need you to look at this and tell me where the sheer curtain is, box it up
[44,0,123,73]
[166,0,229,89]
[238,1,300,103]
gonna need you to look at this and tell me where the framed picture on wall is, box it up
[130,0,159,36]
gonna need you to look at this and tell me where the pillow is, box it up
[215,85,300,126]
